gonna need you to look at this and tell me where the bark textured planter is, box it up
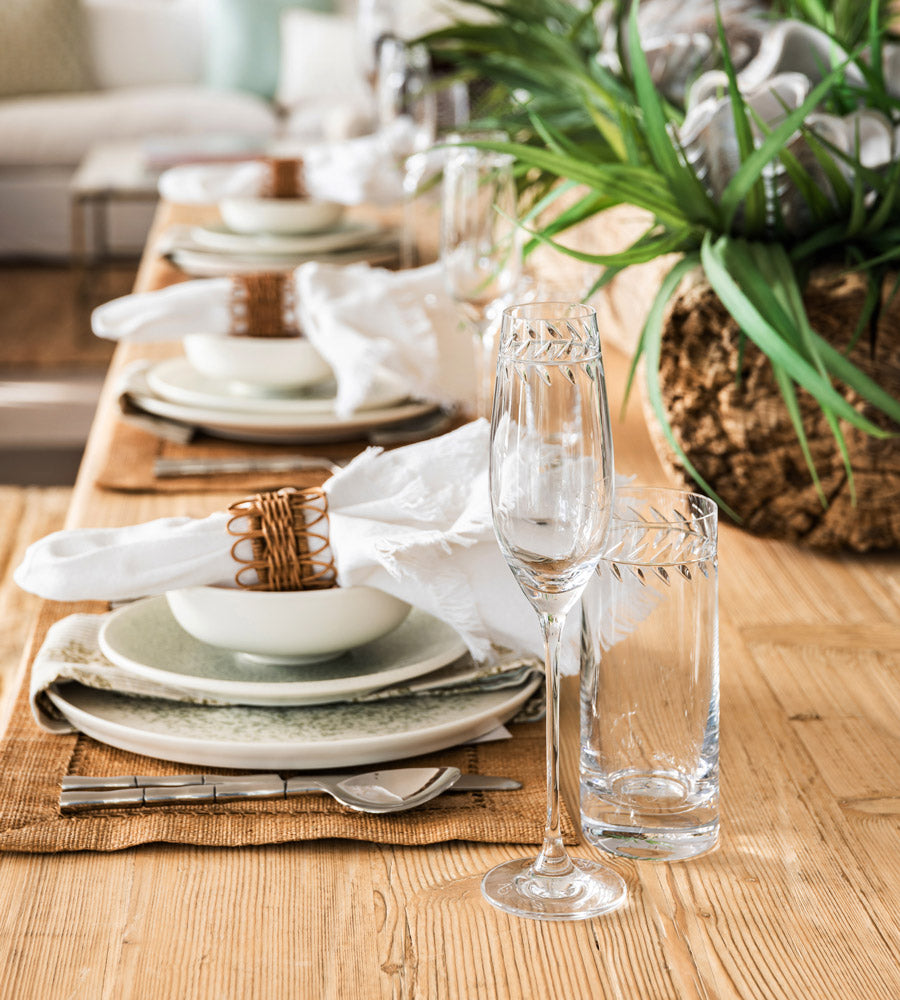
[646,268,900,551]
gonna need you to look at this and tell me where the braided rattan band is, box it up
[226,487,336,591]
[228,273,300,338]
[261,157,308,199]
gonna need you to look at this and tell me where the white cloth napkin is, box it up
[16,421,543,664]
[91,263,475,416]
[296,261,473,415]
[158,124,410,207]
[92,276,234,343]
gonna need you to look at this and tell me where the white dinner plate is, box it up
[46,676,540,770]
[168,241,403,278]
[98,597,468,707]
[147,358,409,415]
[191,220,384,255]
[126,366,438,443]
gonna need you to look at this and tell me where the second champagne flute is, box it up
[483,301,627,921]
[440,149,521,418]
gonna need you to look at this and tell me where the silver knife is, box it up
[60,773,521,811]
[154,455,344,478]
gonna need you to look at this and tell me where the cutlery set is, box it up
[151,408,458,479]
[61,769,522,813]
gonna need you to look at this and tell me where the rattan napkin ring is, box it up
[227,487,336,591]
[261,157,309,199]
[228,273,300,339]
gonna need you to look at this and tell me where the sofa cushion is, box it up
[83,0,205,90]
[275,10,367,110]
[0,86,278,168]
[204,0,334,100]
[0,0,95,98]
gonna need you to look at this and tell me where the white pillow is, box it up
[381,0,495,38]
[275,8,368,109]
[82,0,205,90]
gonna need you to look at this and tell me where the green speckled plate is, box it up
[99,597,468,707]
[46,675,541,769]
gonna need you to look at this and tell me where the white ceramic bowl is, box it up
[220,197,344,235]
[166,586,412,665]
[183,333,334,393]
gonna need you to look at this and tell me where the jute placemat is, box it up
[0,602,573,853]
[95,419,359,494]
[96,414,464,494]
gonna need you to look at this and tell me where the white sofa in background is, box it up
[0,0,476,261]
[0,0,370,260]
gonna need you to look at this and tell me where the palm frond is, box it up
[422,0,900,508]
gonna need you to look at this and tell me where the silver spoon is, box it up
[282,767,463,813]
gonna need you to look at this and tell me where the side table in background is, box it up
[69,140,160,301]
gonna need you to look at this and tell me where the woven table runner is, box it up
[0,601,573,853]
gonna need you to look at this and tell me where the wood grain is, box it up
[0,203,898,999]
[0,487,70,704]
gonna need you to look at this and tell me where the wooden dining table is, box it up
[1,202,899,999]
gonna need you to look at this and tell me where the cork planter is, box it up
[644,268,900,552]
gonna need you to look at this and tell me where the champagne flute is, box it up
[440,149,521,418]
[483,301,627,921]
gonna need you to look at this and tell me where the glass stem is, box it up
[533,610,574,879]
[479,318,497,422]
[400,178,417,270]
[471,324,488,421]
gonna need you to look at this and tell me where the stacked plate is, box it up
[127,356,438,443]
[45,592,541,769]
[165,196,402,277]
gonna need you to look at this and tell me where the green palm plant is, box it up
[771,0,891,51]
[424,0,900,519]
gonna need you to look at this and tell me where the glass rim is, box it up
[502,301,597,323]
[610,485,718,528]
[444,147,516,170]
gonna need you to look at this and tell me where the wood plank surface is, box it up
[0,203,898,999]
[0,487,70,703]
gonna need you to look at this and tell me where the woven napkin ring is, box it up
[261,157,309,199]
[228,273,301,339]
[227,487,337,591]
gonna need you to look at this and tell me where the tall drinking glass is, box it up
[441,149,521,418]
[356,0,394,90]
[376,38,437,267]
[483,302,627,921]
[580,486,720,860]
[375,38,436,149]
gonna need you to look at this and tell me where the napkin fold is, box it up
[92,263,475,417]
[16,421,543,664]
[295,261,472,415]
[158,125,410,207]
[30,612,542,733]
[92,276,234,343]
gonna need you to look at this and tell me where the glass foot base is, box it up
[481,857,627,921]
